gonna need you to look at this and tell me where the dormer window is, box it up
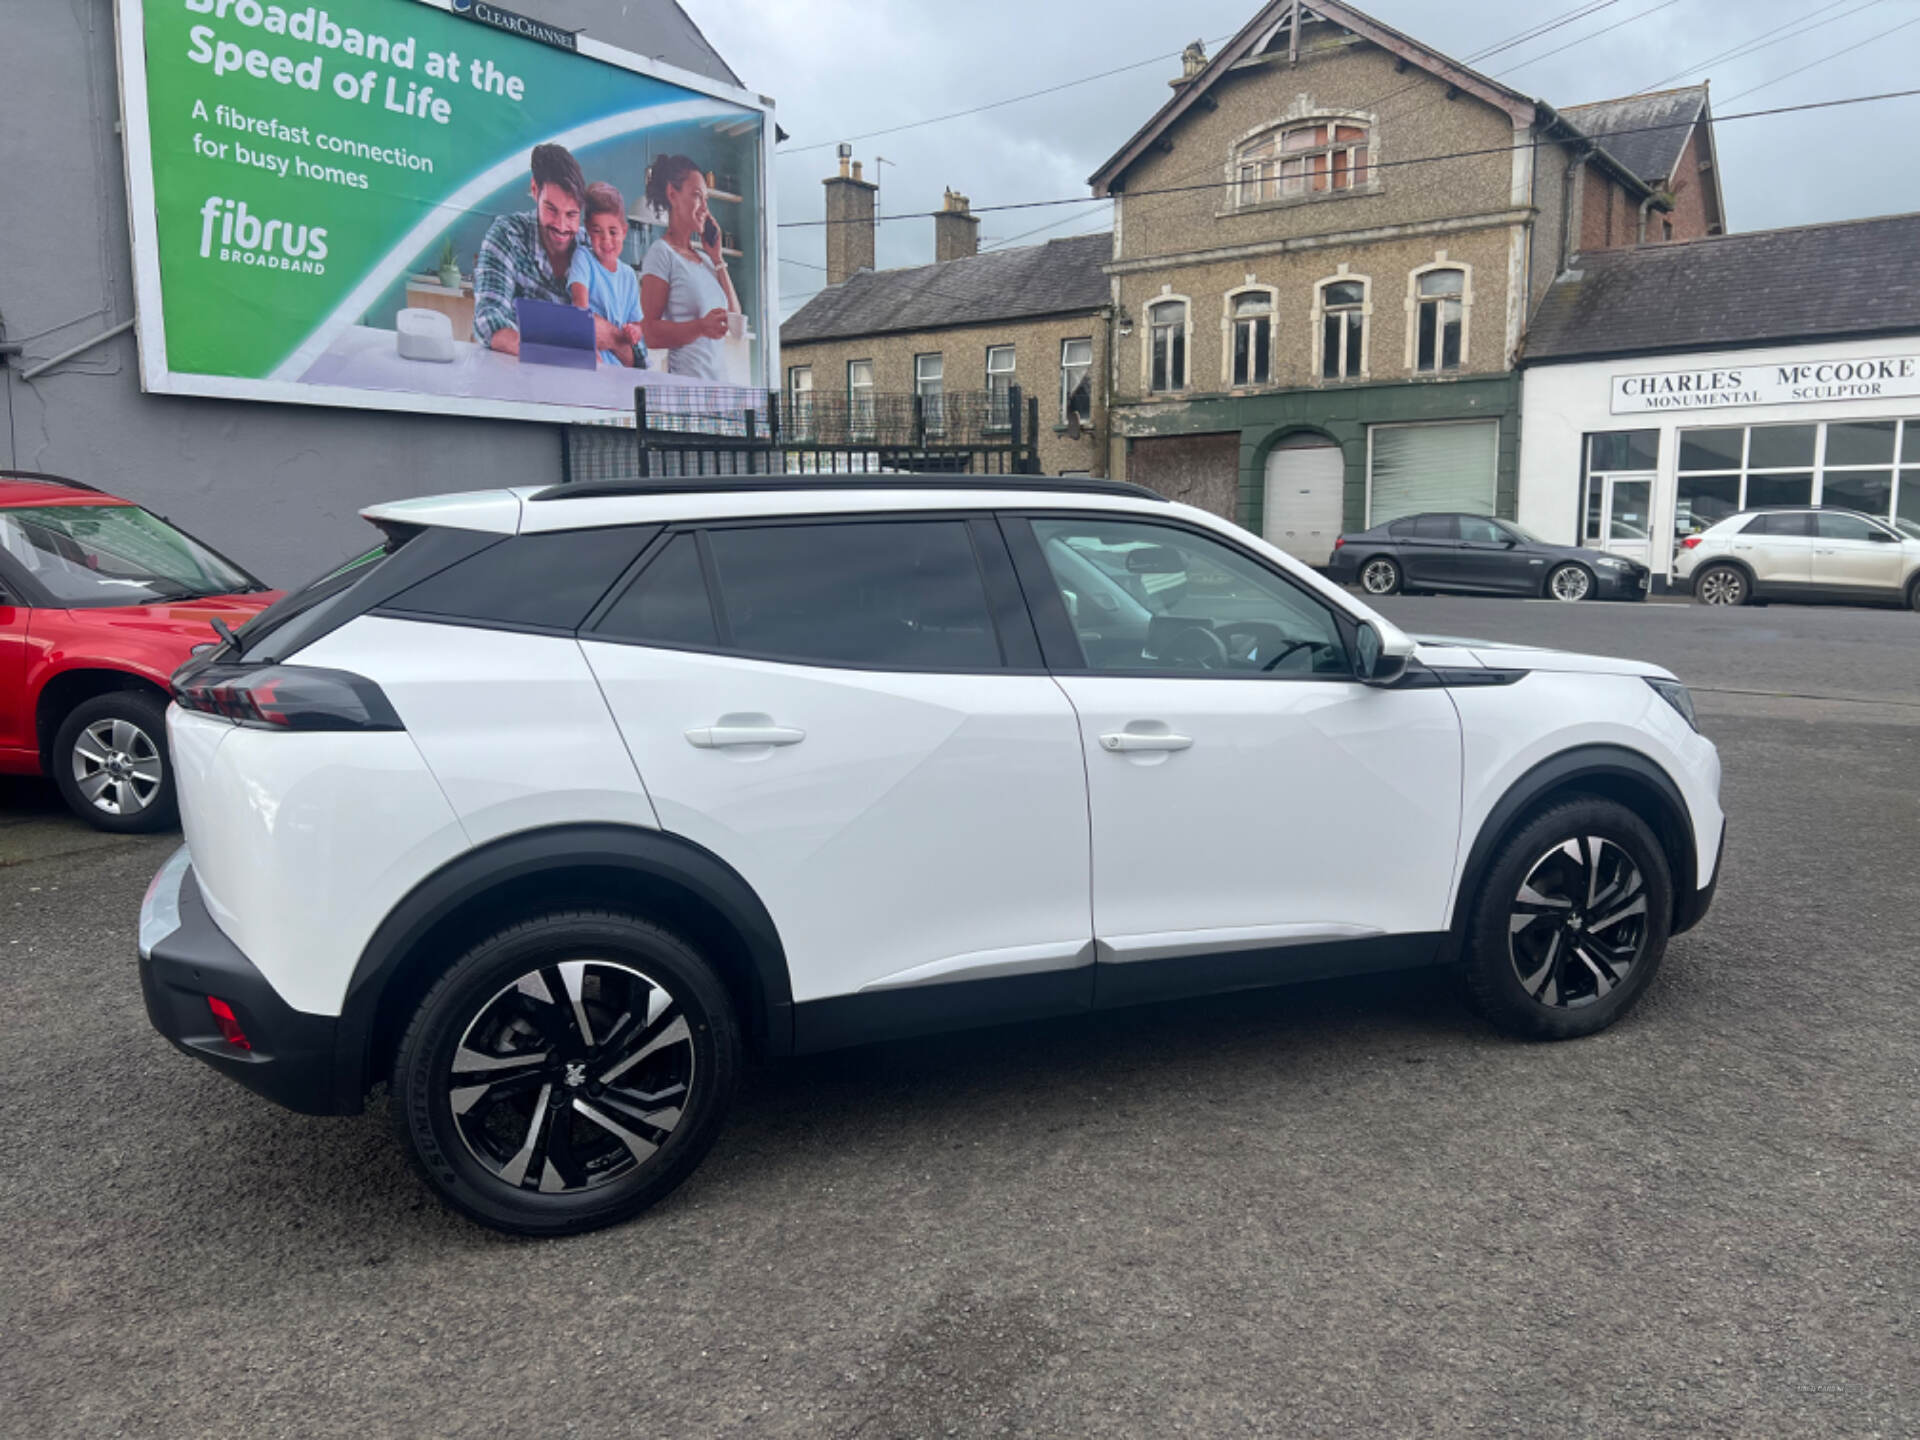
[1236,121,1371,206]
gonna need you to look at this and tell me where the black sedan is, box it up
[1324,512,1649,602]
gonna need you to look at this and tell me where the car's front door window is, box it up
[1028,517,1349,677]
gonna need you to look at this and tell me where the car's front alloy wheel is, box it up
[1547,564,1592,602]
[393,911,739,1235]
[1460,797,1672,1039]
[51,690,178,833]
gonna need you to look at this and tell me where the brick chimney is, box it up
[823,151,877,287]
[933,188,979,262]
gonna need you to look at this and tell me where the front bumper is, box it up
[139,847,354,1116]
[1673,819,1725,935]
[1591,564,1651,600]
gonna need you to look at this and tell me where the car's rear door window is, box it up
[1411,514,1457,541]
[593,533,718,648]
[1743,512,1811,536]
[702,520,1004,670]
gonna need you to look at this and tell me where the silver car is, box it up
[1674,507,1920,610]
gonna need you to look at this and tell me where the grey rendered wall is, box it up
[0,0,739,585]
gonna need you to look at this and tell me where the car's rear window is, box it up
[231,534,409,661]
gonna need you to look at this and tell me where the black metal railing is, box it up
[563,387,1043,484]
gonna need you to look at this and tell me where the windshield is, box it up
[0,504,258,607]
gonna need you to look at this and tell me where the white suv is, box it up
[139,477,1724,1234]
[1676,506,1920,608]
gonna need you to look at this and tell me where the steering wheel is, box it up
[1162,622,1231,670]
[1215,621,1287,666]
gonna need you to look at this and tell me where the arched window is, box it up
[1316,278,1367,381]
[1236,120,1371,206]
[1228,289,1274,386]
[1148,298,1188,392]
[1412,267,1466,373]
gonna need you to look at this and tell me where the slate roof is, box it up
[782,233,1112,344]
[1561,85,1707,186]
[1524,213,1920,364]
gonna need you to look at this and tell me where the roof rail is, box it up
[0,470,102,493]
[531,475,1168,503]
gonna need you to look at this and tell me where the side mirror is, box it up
[1353,620,1413,686]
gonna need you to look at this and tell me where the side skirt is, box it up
[788,933,1447,1053]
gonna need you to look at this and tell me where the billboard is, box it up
[115,0,775,423]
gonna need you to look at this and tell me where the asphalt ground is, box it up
[3,596,1916,1438]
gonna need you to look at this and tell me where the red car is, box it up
[0,472,276,832]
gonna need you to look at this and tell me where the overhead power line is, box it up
[777,87,1920,229]
[1720,12,1920,104]
[1627,0,1870,96]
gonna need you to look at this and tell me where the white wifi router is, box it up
[395,307,455,363]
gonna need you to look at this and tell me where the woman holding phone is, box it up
[639,155,740,382]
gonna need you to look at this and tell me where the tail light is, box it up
[1332,536,1346,550]
[206,996,252,1050]
[1680,536,1702,550]
[173,662,403,732]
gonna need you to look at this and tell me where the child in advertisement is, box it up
[567,182,645,368]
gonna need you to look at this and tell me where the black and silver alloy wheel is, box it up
[71,717,164,819]
[1460,797,1672,1040]
[52,689,179,833]
[1507,837,1648,1008]
[1359,557,1401,595]
[450,960,694,1195]
[393,911,740,1235]
[1695,564,1746,606]
[1547,563,1592,602]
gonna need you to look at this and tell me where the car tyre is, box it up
[1358,556,1402,596]
[1546,563,1592,603]
[1693,564,1748,606]
[392,910,741,1236]
[1907,575,1920,613]
[51,689,178,833]
[1459,797,1672,1041]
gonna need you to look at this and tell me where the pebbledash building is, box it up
[1517,212,1920,588]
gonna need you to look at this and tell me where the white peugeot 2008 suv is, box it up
[139,476,1724,1235]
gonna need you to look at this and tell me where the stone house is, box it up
[1089,0,1724,563]
[780,171,1111,478]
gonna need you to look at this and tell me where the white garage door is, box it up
[1367,421,1498,527]
[1262,435,1346,567]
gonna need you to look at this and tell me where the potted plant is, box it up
[435,237,461,289]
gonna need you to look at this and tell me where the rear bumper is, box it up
[139,846,355,1116]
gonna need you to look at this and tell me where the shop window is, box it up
[1148,299,1188,393]
[1317,278,1367,380]
[1898,419,1920,535]
[1581,431,1659,547]
[1235,120,1371,206]
[1228,289,1274,387]
[1060,338,1093,424]
[1412,267,1466,373]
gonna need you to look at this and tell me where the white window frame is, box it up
[1144,294,1191,394]
[1060,337,1094,425]
[848,358,875,441]
[787,364,813,440]
[914,352,945,437]
[1312,273,1371,382]
[1405,258,1472,374]
[1231,116,1374,208]
[1222,285,1277,389]
[985,345,1015,431]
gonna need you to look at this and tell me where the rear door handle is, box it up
[1099,731,1193,753]
[685,724,806,749]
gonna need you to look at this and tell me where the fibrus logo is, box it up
[197,196,329,273]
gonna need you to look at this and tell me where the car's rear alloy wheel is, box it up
[1695,565,1747,606]
[1460,797,1672,1039]
[52,690,178,833]
[1547,564,1592,602]
[1360,557,1401,595]
[394,912,740,1235]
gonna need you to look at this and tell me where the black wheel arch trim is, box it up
[335,823,795,1106]
[1447,744,1701,945]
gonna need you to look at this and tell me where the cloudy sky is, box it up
[678,0,1920,319]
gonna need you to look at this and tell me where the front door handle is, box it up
[1099,731,1193,753]
[685,724,806,749]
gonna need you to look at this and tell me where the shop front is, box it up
[1518,334,1920,583]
